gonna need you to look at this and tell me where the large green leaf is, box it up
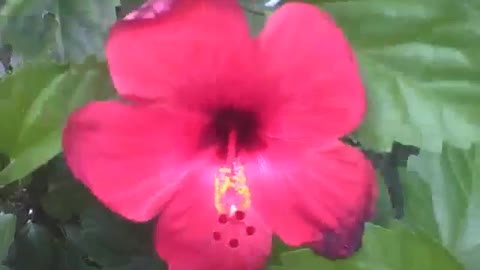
[57,236,98,270]
[271,223,462,270]
[0,59,115,185]
[304,0,480,152]
[40,155,92,221]
[103,257,166,270]
[58,224,108,270]
[371,171,395,226]
[76,204,160,267]
[402,144,480,270]
[7,222,57,270]
[0,0,119,62]
[0,213,16,262]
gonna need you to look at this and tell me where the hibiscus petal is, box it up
[106,0,256,108]
[259,3,367,140]
[244,140,377,258]
[62,101,207,221]
[154,156,272,270]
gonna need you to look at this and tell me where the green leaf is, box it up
[371,171,394,226]
[103,257,166,270]
[401,168,439,241]
[57,225,100,270]
[268,237,295,266]
[40,155,92,221]
[271,223,462,270]
[118,0,144,18]
[402,144,480,270]
[310,0,480,152]
[0,59,115,185]
[77,204,157,267]
[0,213,16,261]
[0,0,119,62]
[8,222,57,270]
[238,0,268,35]
[245,8,266,35]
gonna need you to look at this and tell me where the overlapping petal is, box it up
[244,140,376,257]
[260,3,367,141]
[154,155,272,270]
[63,101,208,221]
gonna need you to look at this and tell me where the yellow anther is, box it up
[214,161,252,214]
[219,168,231,174]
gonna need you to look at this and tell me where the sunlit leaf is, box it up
[402,144,480,270]
[0,0,119,62]
[302,0,480,152]
[0,213,16,261]
[0,58,115,185]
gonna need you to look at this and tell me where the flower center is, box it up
[211,131,256,247]
[199,107,264,159]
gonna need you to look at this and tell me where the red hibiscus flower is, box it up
[63,0,377,269]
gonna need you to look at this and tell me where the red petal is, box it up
[62,101,207,221]
[243,140,376,257]
[106,0,257,109]
[259,3,367,140]
[154,156,272,270]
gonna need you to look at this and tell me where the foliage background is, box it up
[0,0,479,269]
